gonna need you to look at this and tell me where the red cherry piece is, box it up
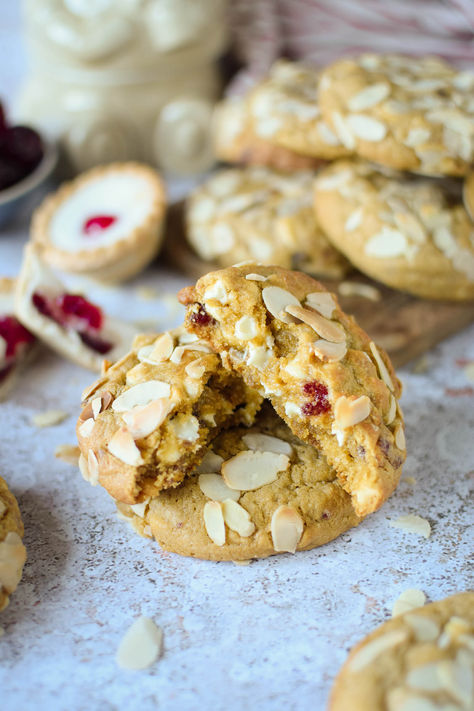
[0,316,35,358]
[190,304,214,326]
[302,381,330,416]
[83,215,117,235]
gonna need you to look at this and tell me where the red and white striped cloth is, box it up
[227,0,474,94]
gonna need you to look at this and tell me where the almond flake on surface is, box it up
[78,453,90,482]
[404,613,440,642]
[335,395,371,429]
[436,658,473,707]
[270,505,303,553]
[262,286,300,323]
[78,418,95,438]
[348,629,409,673]
[391,588,426,617]
[108,428,144,466]
[221,499,255,537]
[395,423,406,451]
[242,432,292,457]
[285,304,345,343]
[31,409,68,428]
[344,208,364,232]
[203,501,226,546]
[369,341,395,391]
[122,398,173,439]
[198,474,240,502]
[234,316,258,341]
[311,339,347,363]
[170,342,213,364]
[112,381,171,412]
[245,273,267,282]
[185,359,206,379]
[222,450,289,491]
[304,291,337,319]
[331,111,356,150]
[178,330,199,345]
[116,616,163,670]
[338,281,381,301]
[196,451,224,474]
[389,514,431,539]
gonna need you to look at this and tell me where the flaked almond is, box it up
[130,499,150,518]
[122,398,173,439]
[270,505,303,553]
[404,613,440,642]
[203,501,225,546]
[222,499,255,537]
[348,83,390,111]
[262,286,300,323]
[112,381,171,412]
[108,428,144,466]
[138,332,174,364]
[391,588,426,617]
[369,341,395,392]
[395,423,406,451]
[242,432,292,456]
[170,342,213,364]
[386,394,397,425]
[87,450,99,485]
[389,514,431,539]
[311,339,347,362]
[198,474,240,502]
[54,444,80,465]
[222,450,289,491]
[304,291,337,319]
[348,630,408,672]
[245,273,267,282]
[116,617,163,670]
[78,453,90,482]
[78,418,95,438]
[196,451,224,474]
[338,281,381,301]
[346,114,387,141]
[185,359,206,379]
[91,397,102,420]
[285,304,345,343]
[31,409,68,428]
[335,395,371,429]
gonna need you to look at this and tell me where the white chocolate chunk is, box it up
[116,617,163,670]
[203,501,225,546]
[112,381,171,412]
[242,432,293,457]
[389,514,431,539]
[221,499,255,537]
[170,414,199,442]
[222,450,289,491]
[204,280,229,305]
[198,474,240,502]
[234,316,258,340]
[270,505,303,553]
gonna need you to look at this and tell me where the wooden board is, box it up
[162,204,474,368]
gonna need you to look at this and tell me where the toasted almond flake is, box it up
[112,381,171,412]
[286,304,345,343]
[203,501,225,546]
[338,281,381,301]
[389,514,431,539]
[262,286,300,323]
[109,428,144,466]
[245,273,267,282]
[198,474,240,502]
[304,291,337,319]
[196,451,224,474]
[334,395,371,429]
[403,476,417,486]
[437,658,473,706]
[78,418,95,438]
[369,341,395,392]
[386,394,397,425]
[130,499,150,518]
[116,617,163,670]
[348,83,390,111]
[55,444,80,465]
[407,663,443,693]
[386,688,443,711]
[331,111,356,150]
[122,398,173,439]
[463,362,474,384]
[344,208,364,232]
[87,450,99,485]
[78,453,90,482]
[222,450,289,491]
[170,414,199,442]
[242,432,293,456]
[404,613,440,642]
[443,616,471,645]
[222,499,255,537]
[395,423,406,451]
[270,505,303,553]
[91,397,102,420]
[365,227,408,258]
[348,629,409,673]
[31,409,68,428]
[311,339,347,363]
[346,114,387,141]
[234,316,258,341]
[147,332,174,363]
[170,342,213,364]
[392,588,426,617]
[185,359,206,379]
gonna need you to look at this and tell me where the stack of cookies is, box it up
[187,55,474,301]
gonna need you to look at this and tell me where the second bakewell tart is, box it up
[31,162,166,283]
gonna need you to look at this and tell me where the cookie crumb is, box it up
[32,410,68,428]
[389,514,431,539]
[402,476,417,486]
[116,616,163,670]
[391,588,426,617]
[463,362,474,383]
[338,281,381,301]
[54,444,80,465]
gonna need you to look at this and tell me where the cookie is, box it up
[0,476,27,612]
[0,278,36,401]
[213,96,323,172]
[463,171,474,222]
[186,167,350,278]
[15,244,137,372]
[31,162,166,283]
[77,326,262,504]
[318,54,474,176]
[314,160,474,300]
[179,264,405,517]
[247,60,350,160]
[329,591,474,711]
[117,405,362,561]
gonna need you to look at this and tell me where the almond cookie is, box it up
[314,160,474,300]
[213,96,323,172]
[179,264,405,517]
[318,54,474,176]
[77,327,262,504]
[0,476,27,612]
[186,167,349,278]
[31,162,166,283]
[15,245,137,372]
[329,591,474,711]
[0,278,36,401]
[247,60,350,160]
[117,405,362,561]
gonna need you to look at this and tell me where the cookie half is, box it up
[0,476,27,612]
[329,591,474,711]
[118,406,362,561]
[186,167,349,278]
[77,327,262,504]
[318,54,474,176]
[0,278,36,401]
[31,162,166,283]
[179,264,405,517]
[314,160,474,300]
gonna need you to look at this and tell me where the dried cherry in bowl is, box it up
[0,138,58,229]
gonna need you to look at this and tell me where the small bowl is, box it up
[0,138,58,228]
